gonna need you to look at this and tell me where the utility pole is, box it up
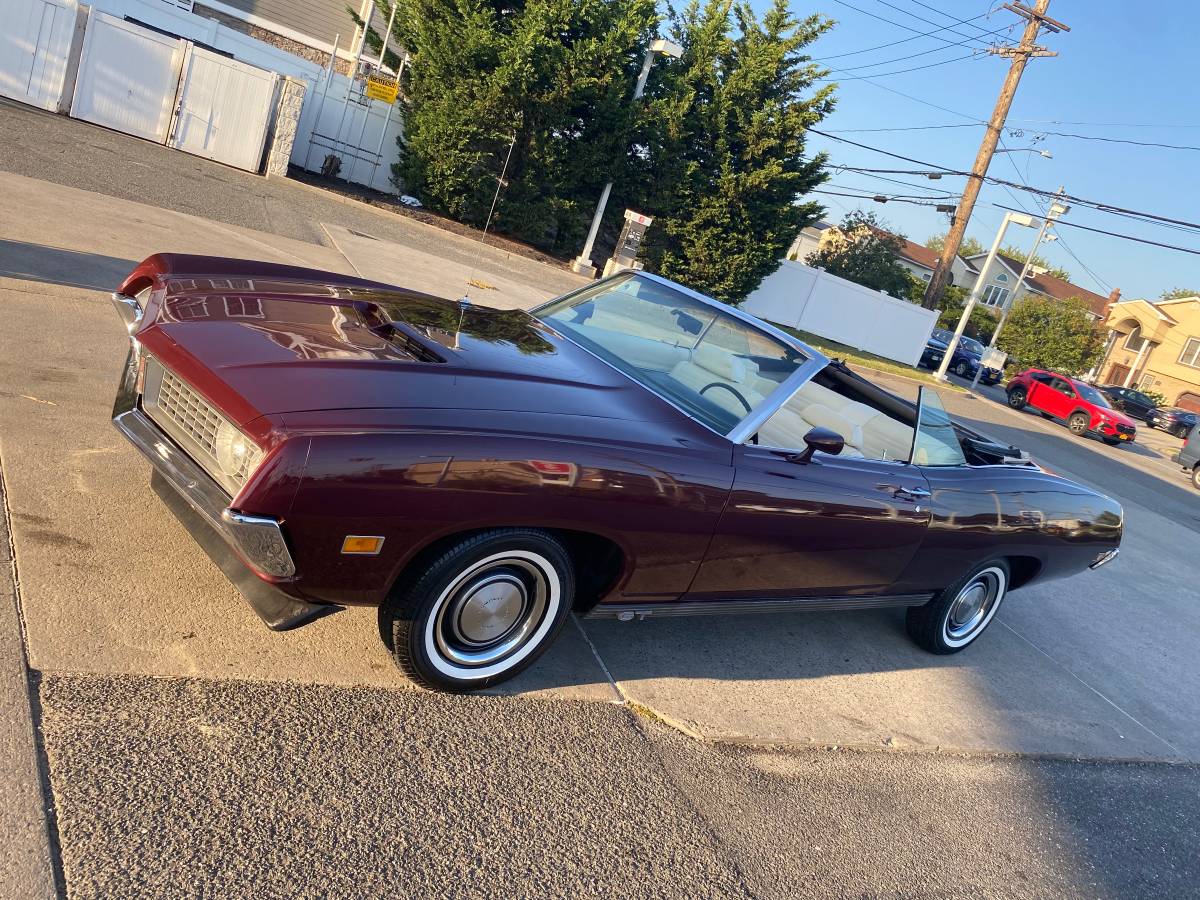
[921,0,1069,310]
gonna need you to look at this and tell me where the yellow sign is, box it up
[365,73,399,104]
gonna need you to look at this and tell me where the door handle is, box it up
[877,483,931,500]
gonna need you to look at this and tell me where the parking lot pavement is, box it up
[0,98,584,301]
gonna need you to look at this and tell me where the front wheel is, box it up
[380,529,574,691]
[1007,387,1027,409]
[1175,424,1191,440]
[954,361,970,377]
[1068,412,1090,435]
[1192,466,1200,491]
[906,561,1009,654]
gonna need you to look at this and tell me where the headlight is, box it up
[215,419,264,482]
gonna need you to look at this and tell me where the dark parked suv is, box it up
[1147,406,1200,439]
[1097,385,1158,421]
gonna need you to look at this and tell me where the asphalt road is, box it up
[39,674,1200,900]
[2,98,1199,898]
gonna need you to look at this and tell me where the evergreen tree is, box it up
[366,0,657,254]
[636,0,835,303]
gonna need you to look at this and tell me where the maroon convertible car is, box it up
[109,255,1123,690]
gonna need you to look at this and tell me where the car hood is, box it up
[1097,406,1138,428]
[135,275,690,433]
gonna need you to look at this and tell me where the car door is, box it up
[1033,375,1076,418]
[689,412,932,601]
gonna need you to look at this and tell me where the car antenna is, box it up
[461,130,518,308]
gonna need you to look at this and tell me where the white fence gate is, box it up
[0,0,77,111]
[72,11,184,142]
[171,47,277,172]
[293,71,404,194]
[742,260,938,367]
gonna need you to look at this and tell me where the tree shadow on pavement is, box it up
[0,240,137,292]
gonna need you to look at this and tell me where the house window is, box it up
[1124,326,1149,353]
[981,285,1010,307]
[1179,337,1200,369]
[1139,374,1155,391]
[994,273,1009,282]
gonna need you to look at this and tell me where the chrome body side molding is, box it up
[587,593,934,620]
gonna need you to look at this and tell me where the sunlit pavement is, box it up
[2,100,1198,897]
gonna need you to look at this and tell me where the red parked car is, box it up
[108,255,1124,691]
[1006,369,1137,445]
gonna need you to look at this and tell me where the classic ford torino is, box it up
[109,254,1122,690]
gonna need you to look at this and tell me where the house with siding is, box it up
[1095,297,1200,410]
[186,0,367,71]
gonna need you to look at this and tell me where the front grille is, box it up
[157,367,225,463]
[142,358,262,493]
[1116,424,1135,436]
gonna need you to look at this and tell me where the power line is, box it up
[829,0,994,48]
[905,0,997,36]
[821,123,982,132]
[993,205,1200,256]
[811,188,952,207]
[1022,130,1200,152]
[870,0,1000,45]
[830,26,1009,70]
[813,12,993,59]
[1009,118,1200,128]
[831,167,958,195]
[817,52,982,81]
[807,127,1200,232]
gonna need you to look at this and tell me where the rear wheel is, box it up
[1007,387,1027,410]
[1192,466,1200,491]
[379,529,574,691]
[906,561,1009,654]
[1068,412,1090,435]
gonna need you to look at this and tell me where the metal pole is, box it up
[935,213,1016,383]
[573,49,656,274]
[303,33,339,172]
[368,53,407,191]
[968,214,1053,390]
[330,1,373,170]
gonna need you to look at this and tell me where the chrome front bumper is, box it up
[110,295,332,630]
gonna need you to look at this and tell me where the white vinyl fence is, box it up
[292,71,404,194]
[742,260,938,367]
[0,0,78,111]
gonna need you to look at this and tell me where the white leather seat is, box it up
[758,380,915,462]
[668,345,766,417]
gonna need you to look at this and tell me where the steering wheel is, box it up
[700,382,752,414]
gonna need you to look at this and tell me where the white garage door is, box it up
[0,0,77,111]
[71,12,184,143]
[170,47,277,172]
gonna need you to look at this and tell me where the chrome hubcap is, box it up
[434,558,549,668]
[946,571,1002,641]
[454,574,526,644]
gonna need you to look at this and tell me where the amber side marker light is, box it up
[342,535,385,555]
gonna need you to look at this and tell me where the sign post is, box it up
[602,210,654,277]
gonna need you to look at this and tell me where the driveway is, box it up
[1,104,1198,897]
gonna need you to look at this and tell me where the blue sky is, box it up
[776,0,1199,300]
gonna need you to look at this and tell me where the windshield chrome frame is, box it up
[531,271,830,444]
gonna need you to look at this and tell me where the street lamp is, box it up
[934,210,1037,383]
[994,148,1054,159]
[964,197,1069,389]
[571,38,684,277]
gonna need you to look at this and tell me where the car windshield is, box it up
[931,329,952,343]
[1072,381,1111,408]
[535,274,808,434]
[959,337,984,355]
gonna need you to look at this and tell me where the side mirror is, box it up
[788,427,844,464]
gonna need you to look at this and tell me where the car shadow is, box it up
[0,239,137,292]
